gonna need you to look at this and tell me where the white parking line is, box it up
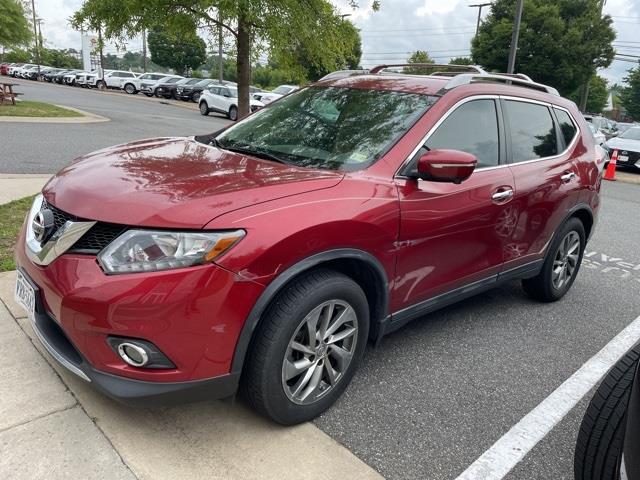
[455,313,640,480]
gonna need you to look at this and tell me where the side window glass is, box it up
[553,108,577,147]
[424,99,500,168]
[505,100,558,162]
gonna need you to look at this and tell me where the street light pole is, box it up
[507,0,524,73]
[469,3,492,36]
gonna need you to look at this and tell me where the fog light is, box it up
[107,337,176,369]
[118,343,149,367]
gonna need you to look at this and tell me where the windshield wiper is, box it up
[219,144,290,165]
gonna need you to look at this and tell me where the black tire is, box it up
[124,83,136,94]
[154,88,162,98]
[522,217,585,302]
[144,92,153,97]
[199,101,209,116]
[242,268,369,425]
[96,80,106,90]
[228,106,238,121]
[574,344,640,480]
[191,91,201,103]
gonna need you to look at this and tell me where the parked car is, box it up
[584,114,618,139]
[12,64,36,78]
[158,77,200,99]
[605,126,640,171]
[588,123,606,146]
[0,63,13,75]
[52,69,79,84]
[575,343,640,480]
[253,84,298,104]
[14,66,601,425]
[176,78,219,102]
[95,70,139,90]
[616,122,636,135]
[199,84,264,120]
[42,68,67,82]
[7,63,24,76]
[150,76,185,97]
[63,70,86,86]
[124,72,170,95]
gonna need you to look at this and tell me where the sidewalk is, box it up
[0,271,382,480]
[0,174,51,204]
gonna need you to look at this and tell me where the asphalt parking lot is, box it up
[1,81,640,479]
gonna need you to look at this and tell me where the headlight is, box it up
[97,229,245,274]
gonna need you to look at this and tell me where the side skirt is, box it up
[376,259,543,341]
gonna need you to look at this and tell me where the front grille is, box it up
[42,200,126,254]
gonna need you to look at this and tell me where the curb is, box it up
[0,105,109,124]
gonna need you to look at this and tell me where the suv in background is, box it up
[199,84,264,120]
[176,78,218,102]
[126,72,170,95]
[149,76,185,97]
[94,70,139,90]
[253,84,298,104]
[14,64,601,425]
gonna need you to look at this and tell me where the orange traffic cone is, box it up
[604,148,618,181]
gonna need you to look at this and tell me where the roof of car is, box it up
[319,74,448,96]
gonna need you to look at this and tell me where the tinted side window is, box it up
[122,72,134,78]
[505,100,558,162]
[425,99,500,168]
[553,108,577,147]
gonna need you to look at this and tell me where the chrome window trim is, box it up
[395,94,581,178]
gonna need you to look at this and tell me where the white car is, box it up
[252,84,298,104]
[63,70,87,86]
[132,73,174,96]
[605,126,640,170]
[199,84,264,121]
[587,123,606,146]
[13,64,36,78]
[94,70,138,90]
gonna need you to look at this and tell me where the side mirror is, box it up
[416,149,477,184]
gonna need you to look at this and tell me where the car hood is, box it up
[606,137,640,152]
[43,137,344,229]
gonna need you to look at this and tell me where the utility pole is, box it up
[469,3,492,36]
[36,18,44,52]
[506,0,524,74]
[30,0,41,77]
[218,12,223,83]
[142,30,147,72]
[579,0,606,112]
[97,25,105,72]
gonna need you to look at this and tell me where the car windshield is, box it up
[619,127,640,141]
[273,86,294,95]
[165,77,181,84]
[196,79,213,87]
[216,86,437,171]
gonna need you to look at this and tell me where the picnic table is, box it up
[1,82,22,106]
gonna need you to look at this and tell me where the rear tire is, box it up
[574,344,640,480]
[96,80,106,90]
[199,101,209,116]
[242,269,369,425]
[522,217,585,302]
[124,83,136,94]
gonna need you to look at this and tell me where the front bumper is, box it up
[15,223,264,404]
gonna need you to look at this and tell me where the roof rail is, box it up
[444,73,559,95]
[369,63,485,75]
[317,69,370,82]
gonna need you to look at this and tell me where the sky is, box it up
[33,0,640,86]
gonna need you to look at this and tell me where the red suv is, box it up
[14,65,602,424]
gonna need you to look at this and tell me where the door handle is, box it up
[491,189,514,201]
[561,172,576,183]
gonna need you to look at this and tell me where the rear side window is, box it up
[554,108,577,147]
[505,100,558,162]
[425,99,500,168]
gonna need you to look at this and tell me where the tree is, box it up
[0,0,31,49]
[39,48,82,69]
[147,26,207,76]
[449,57,473,65]
[620,67,640,121]
[72,1,376,119]
[569,75,608,113]
[471,0,615,96]
[3,47,30,63]
[404,50,434,74]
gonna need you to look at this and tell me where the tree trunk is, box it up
[236,16,251,119]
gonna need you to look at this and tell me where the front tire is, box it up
[96,80,106,90]
[228,106,238,121]
[242,269,369,425]
[124,83,136,94]
[574,344,640,480]
[199,101,209,116]
[191,91,201,103]
[522,217,585,302]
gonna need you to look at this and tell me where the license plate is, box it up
[14,270,35,322]
[618,155,628,162]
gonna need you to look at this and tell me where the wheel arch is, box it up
[230,248,389,375]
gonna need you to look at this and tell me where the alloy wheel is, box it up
[281,300,358,405]
[552,230,580,290]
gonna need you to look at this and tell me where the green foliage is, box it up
[471,0,615,96]
[252,64,304,89]
[147,26,206,76]
[2,47,30,62]
[0,0,31,48]
[569,75,608,113]
[191,70,203,78]
[449,57,473,65]
[620,68,640,120]
[404,50,435,74]
[39,48,82,69]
